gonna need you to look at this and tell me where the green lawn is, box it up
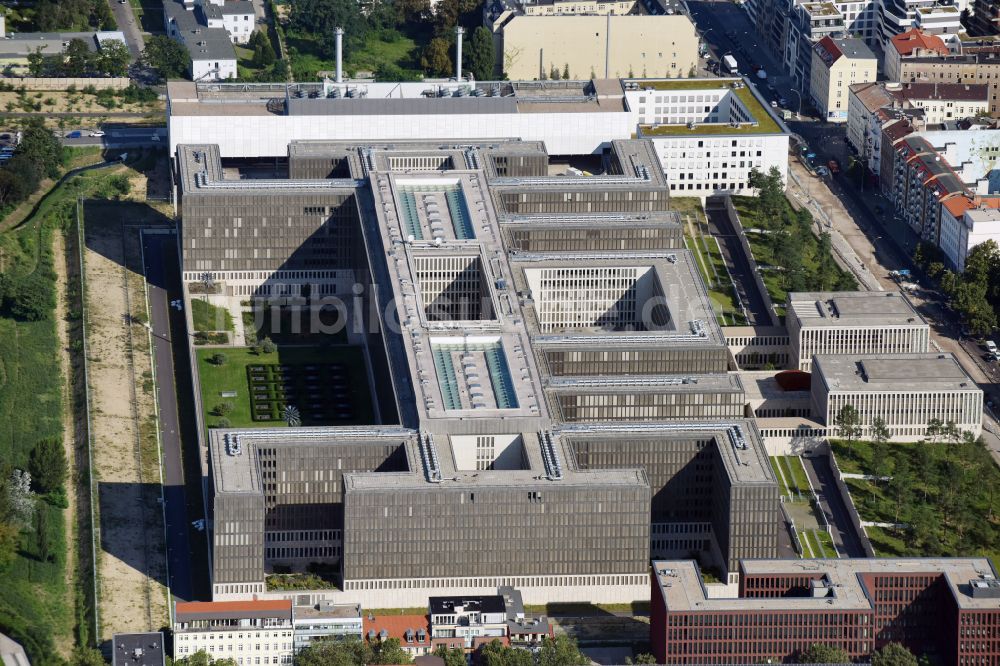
[196,346,374,429]
[772,456,810,498]
[0,166,138,662]
[831,438,1000,563]
[286,28,426,81]
[783,455,811,495]
[813,529,838,558]
[683,208,747,327]
[191,298,233,332]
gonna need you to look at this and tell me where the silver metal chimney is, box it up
[455,26,464,81]
[335,27,344,83]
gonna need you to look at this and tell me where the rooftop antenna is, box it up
[455,26,465,81]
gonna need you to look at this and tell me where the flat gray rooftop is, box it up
[655,557,1000,612]
[511,251,724,348]
[788,291,927,327]
[813,353,979,392]
[558,419,774,485]
[209,427,416,495]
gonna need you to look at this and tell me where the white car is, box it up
[89,130,105,137]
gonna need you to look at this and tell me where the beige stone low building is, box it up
[486,0,698,81]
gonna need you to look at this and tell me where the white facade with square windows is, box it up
[622,79,790,195]
[173,601,295,665]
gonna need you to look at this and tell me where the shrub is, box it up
[215,417,232,428]
[29,438,67,494]
[213,401,234,416]
[261,337,276,354]
[209,352,227,366]
[5,272,55,322]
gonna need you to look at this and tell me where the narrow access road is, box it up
[143,231,197,602]
[704,201,773,326]
[801,454,867,558]
[108,0,146,60]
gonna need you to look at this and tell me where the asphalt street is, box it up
[688,1,804,114]
[143,231,197,603]
[61,127,166,149]
[801,455,867,558]
[109,0,146,60]
[704,199,773,325]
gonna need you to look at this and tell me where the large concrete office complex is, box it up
[167,77,790,196]
[786,291,930,371]
[650,557,1000,665]
[810,353,983,440]
[182,138,781,604]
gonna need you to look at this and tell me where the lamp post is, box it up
[789,88,802,118]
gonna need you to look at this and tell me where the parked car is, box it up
[65,131,82,138]
[827,159,840,174]
[89,130,105,137]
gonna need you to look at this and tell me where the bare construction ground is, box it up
[83,205,168,639]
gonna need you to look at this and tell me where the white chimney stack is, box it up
[455,26,464,81]
[335,27,344,84]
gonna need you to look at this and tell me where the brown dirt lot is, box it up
[83,207,168,640]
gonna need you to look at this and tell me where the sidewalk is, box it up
[786,158,882,291]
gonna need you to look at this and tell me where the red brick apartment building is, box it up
[650,558,1000,665]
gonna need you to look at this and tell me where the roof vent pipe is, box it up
[335,26,344,83]
[455,26,464,81]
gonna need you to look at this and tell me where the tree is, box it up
[65,38,94,76]
[870,417,891,488]
[72,647,109,666]
[262,337,277,354]
[466,26,495,80]
[422,37,452,77]
[563,63,570,79]
[537,636,589,666]
[889,455,913,522]
[835,404,862,452]
[433,646,466,666]
[289,0,367,60]
[748,166,785,223]
[925,418,943,444]
[797,644,851,664]
[142,35,190,79]
[872,643,918,666]
[480,640,533,666]
[29,438,67,495]
[251,32,277,68]
[34,503,50,562]
[96,39,131,77]
[370,638,412,665]
[294,639,362,666]
[209,352,227,366]
[627,655,658,665]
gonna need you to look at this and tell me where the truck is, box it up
[722,54,738,74]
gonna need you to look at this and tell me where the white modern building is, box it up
[166,77,790,195]
[429,595,508,648]
[199,0,255,44]
[939,195,1000,272]
[173,600,295,665]
[810,353,983,441]
[625,78,791,195]
[787,291,929,371]
[164,0,252,80]
[292,603,363,651]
